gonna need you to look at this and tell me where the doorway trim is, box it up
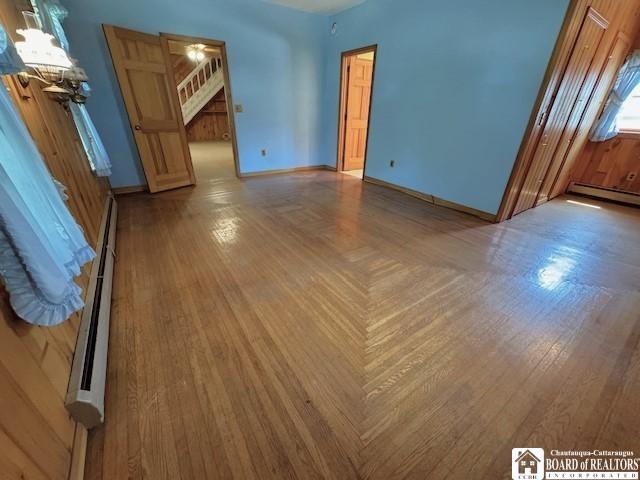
[336,44,378,176]
[160,32,241,178]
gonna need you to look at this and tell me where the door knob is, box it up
[134,124,142,131]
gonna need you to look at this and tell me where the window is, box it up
[616,82,640,132]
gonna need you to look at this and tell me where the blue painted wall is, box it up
[321,0,569,214]
[62,0,329,187]
[63,0,568,212]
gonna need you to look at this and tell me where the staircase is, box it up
[178,56,224,125]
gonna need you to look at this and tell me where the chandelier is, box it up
[14,11,88,104]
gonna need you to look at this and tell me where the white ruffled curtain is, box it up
[32,0,112,176]
[590,50,640,141]
[0,24,95,326]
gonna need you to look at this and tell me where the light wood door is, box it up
[104,25,195,192]
[513,7,608,215]
[343,57,373,171]
[550,31,632,199]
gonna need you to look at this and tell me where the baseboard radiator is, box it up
[568,183,640,207]
[65,195,117,429]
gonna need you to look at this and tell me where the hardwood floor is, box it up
[86,171,640,479]
[342,169,364,179]
[189,141,236,181]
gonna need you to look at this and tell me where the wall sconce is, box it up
[41,84,72,103]
[63,66,89,104]
[186,43,206,63]
[14,11,87,105]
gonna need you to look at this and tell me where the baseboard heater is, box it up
[568,183,640,207]
[65,194,117,429]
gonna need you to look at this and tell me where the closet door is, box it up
[513,7,609,215]
[547,31,632,199]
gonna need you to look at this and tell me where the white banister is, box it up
[178,56,225,125]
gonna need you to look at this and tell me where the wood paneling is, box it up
[86,168,640,479]
[171,49,231,142]
[551,29,633,198]
[498,0,640,221]
[186,88,230,142]
[0,1,110,478]
[169,44,222,86]
[513,5,609,215]
[170,53,193,85]
[566,31,640,198]
[572,134,640,193]
[535,8,610,204]
[103,25,196,193]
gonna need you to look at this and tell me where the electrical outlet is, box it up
[627,171,637,181]
[261,149,267,157]
[390,160,395,168]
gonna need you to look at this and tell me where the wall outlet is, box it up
[234,104,243,113]
[390,160,395,167]
[627,171,637,181]
[261,149,267,157]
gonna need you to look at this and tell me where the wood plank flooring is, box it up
[189,141,236,181]
[86,171,640,479]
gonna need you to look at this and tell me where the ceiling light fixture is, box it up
[186,43,206,63]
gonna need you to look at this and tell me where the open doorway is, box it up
[103,25,240,192]
[337,45,377,179]
[162,33,239,183]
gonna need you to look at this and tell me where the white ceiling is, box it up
[261,0,367,15]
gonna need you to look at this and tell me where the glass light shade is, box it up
[186,44,206,63]
[15,27,72,72]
